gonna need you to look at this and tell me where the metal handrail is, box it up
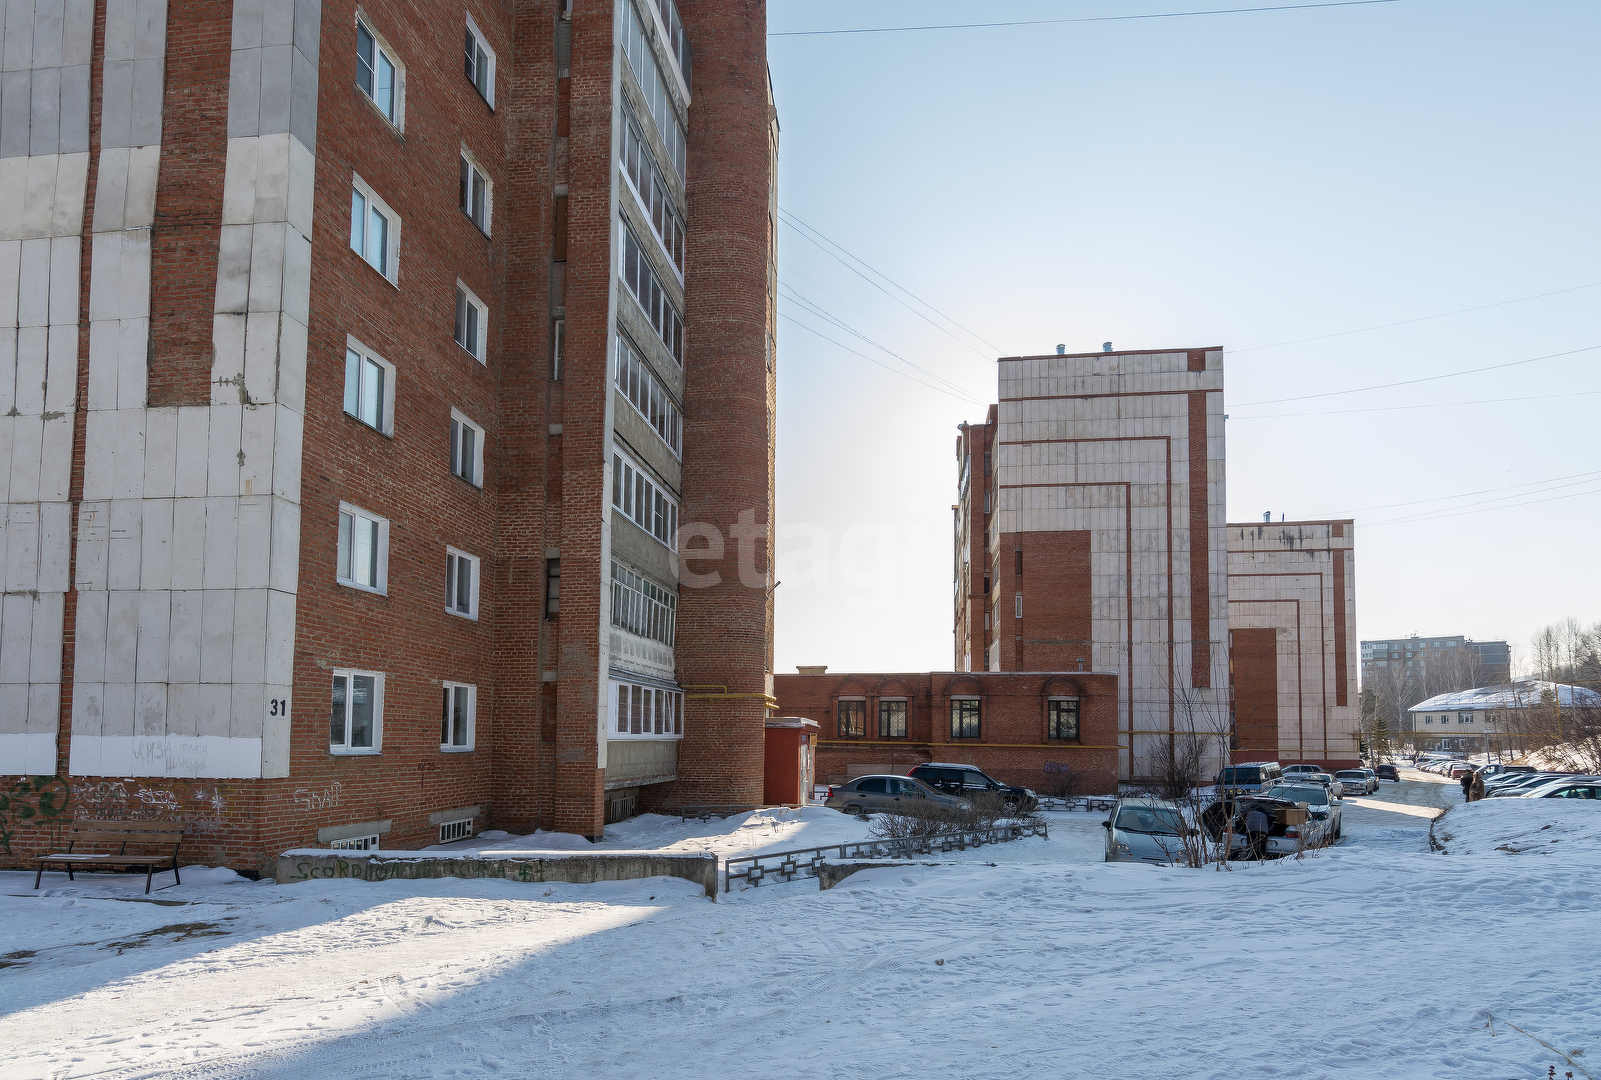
[722,820,1048,892]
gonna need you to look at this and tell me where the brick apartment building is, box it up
[0,0,777,872]
[782,346,1361,785]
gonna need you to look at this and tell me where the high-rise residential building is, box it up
[951,346,1230,780]
[0,0,777,871]
[1360,635,1511,686]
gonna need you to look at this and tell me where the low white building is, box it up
[1406,680,1601,754]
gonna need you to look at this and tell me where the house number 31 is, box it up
[269,698,290,716]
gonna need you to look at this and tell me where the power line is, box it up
[770,0,1403,37]
[779,283,988,403]
[1328,469,1601,516]
[1233,281,1601,354]
[778,312,989,405]
[1228,345,1601,408]
[778,209,1004,357]
[1365,481,1601,529]
[1228,389,1601,420]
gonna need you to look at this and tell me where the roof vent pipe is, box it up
[1263,511,1271,522]
[1102,342,1113,352]
[1056,344,1066,355]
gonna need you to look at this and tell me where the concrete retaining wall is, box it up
[278,850,719,898]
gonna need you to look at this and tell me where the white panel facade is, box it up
[69,0,317,780]
[995,350,1229,779]
[0,0,92,775]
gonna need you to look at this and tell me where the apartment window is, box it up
[951,698,981,739]
[1459,714,1473,724]
[610,560,677,646]
[983,450,991,476]
[545,558,560,617]
[459,153,491,233]
[612,449,679,548]
[552,317,565,380]
[619,0,687,178]
[329,834,380,851]
[878,699,907,739]
[838,699,866,739]
[612,680,684,737]
[337,504,389,594]
[620,219,684,364]
[620,108,685,273]
[330,670,383,753]
[464,18,495,105]
[445,548,479,619]
[355,19,400,125]
[441,682,475,749]
[1424,717,1433,725]
[1014,593,1022,619]
[615,329,682,454]
[350,177,398,280]
[449,410,484,486]
[343,342,394,435]
[1048,698,1080,741]
[454,284,487,361]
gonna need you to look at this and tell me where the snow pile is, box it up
[1430,798,1601,855]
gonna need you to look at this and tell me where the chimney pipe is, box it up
[1056,344,1066,355]
[1101,342,1113,353]
[1263,511,1271,522]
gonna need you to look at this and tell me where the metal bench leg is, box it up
[34,864,43,889]
[172,860,181,887]
[66,864,74,882]
[145,864,154,894]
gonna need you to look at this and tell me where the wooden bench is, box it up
[34,821,186,894]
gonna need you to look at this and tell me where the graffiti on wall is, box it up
[0,775,72,853]
[291,783,342,812]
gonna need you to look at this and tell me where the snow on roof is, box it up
[1408,679,1601,713]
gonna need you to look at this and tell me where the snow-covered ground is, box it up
[2,783,1597,1080]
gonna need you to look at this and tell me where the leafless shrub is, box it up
[868,791,1035,843]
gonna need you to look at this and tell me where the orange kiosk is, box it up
[763,717,820,805]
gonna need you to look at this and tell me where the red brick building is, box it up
[773,670,1120,798]
[0,0,777,873]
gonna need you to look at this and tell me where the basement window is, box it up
[330,834,380,851]
[439,818,474,843]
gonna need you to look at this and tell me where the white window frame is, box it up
[441,681,476,751]
[619,217,683,364]
[354,12,404,129]
[464,15,496,107]
[450,409,485,486]
[459,148,493,234]
[610,559,677,647]
[445,546,480,620]
[615,328,681,456]
[329,834,381,851]
[454,281,488,362]
[330,668,384,754]
[611,447,678,550]
[350,174,401,283]
[439,818,474,843]
[344,336,395,435]
[337,502,390,595]
[609,679,684,740]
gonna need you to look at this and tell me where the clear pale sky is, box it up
[764,0,1599,678]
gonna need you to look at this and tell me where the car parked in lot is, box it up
[1374,764,1400,782]
[1485,773,1568,797]
[1215,762,1284,795]
[1514,776,1601,800]
[1478,764,1536,779]
[1335,769,1375,796]
[1103,798,1196,865]
[1263,781,1343,841]
[906,763,1038,814]
[824,775,969,817]
[1444,762,1476,779]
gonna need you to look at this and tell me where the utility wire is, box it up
[1365,481,1601,529]
[1228,345,1601,408]
[1327,469,1601,516]
[780,283,988,403]
[1229,389,1601,420]
[770,0,1403,36]
[778,311,990,405]
[779,209,1004,358]
[1233,281,1601,354]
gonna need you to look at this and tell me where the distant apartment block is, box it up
[1361,636,1512,685]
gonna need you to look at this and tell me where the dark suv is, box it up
[907,763,1038,813]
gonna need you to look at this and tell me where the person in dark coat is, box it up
[1469,771,1487,802]
[1244,806,1270,860]
[1459,769,1475,800]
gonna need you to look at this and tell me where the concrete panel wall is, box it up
[993,349,1230,780]
[0,0,92,775]
[70,0,317,780]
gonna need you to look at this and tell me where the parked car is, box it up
[1201,794,1323,857]
[824,775,969,817]
[1103,798,1195,865]
[1445,762,1476,779]
[1263,781,1343,841]
[1334,769,1374,796]
[1527,781,1601,800]
[1514,776,1601,800]
[1359,768,1379,791]
[1485,774,1568,797]
[1478,764,1536,779]
[1282,764,1324,780]
[1215,761,1284,795]
[907,763,1039,814]
[1374,764,1400,782]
